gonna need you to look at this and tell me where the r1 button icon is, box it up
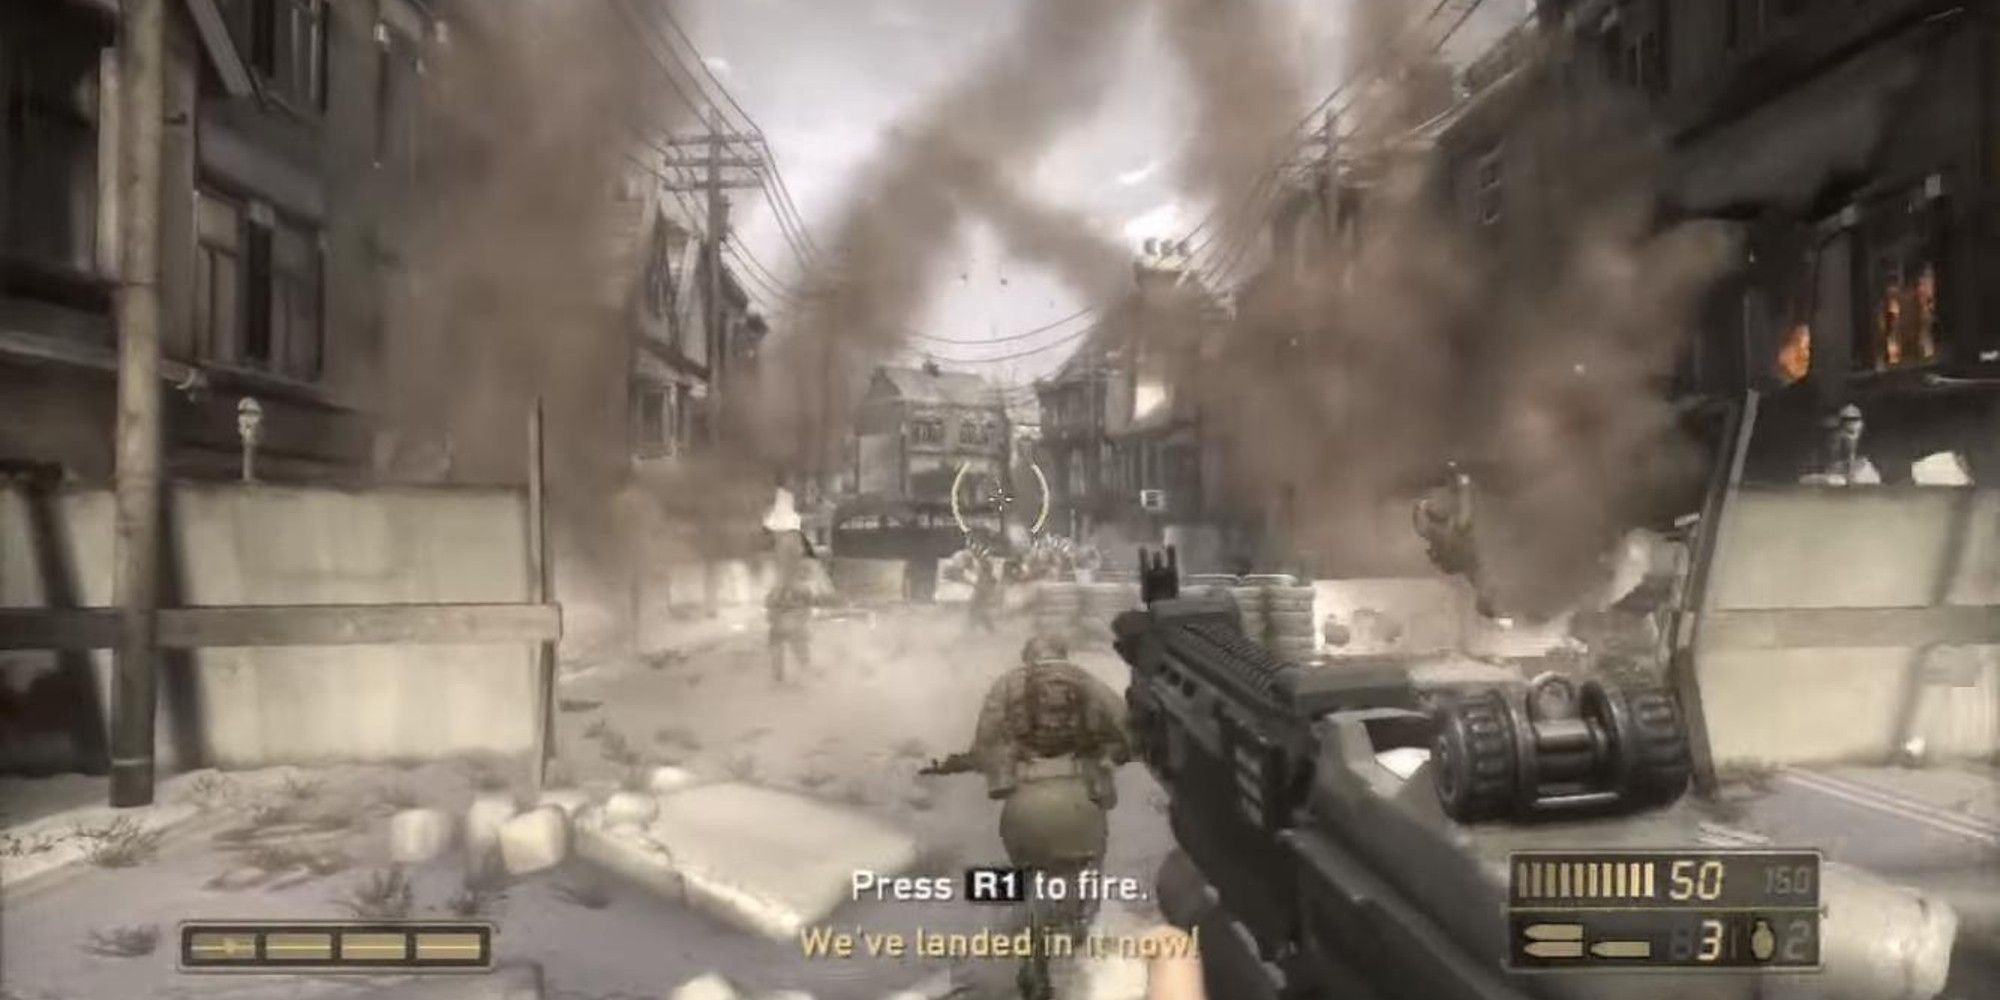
[965,866,1029,903]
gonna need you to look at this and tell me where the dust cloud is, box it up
[372,2,681,645]
[737,0,1145,472]
[1155,0,1311,205]
[1146,12,1733,617]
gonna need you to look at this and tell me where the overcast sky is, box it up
[674,0,1524,393]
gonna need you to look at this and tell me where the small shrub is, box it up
[652,725,699,749]
[185,773,235,810]
[581,718,611,741]
[376,783,420,812]
[598,731,641,768]
[242,844,312,874]
[279,776,325,802]
[74,817,164,868]
[795,767,834,790]
[445,858,509,918]
[304,849,352,877]
[0,831,63,858]
[463,761,511,793]
[835,782,874,808]
[557,698,602,713]
[619,766,651,793]
[82,925,159,958]
[336,868,414,920]
[724,754,759,782]
[245,801,298,829]
[550,878,613,910]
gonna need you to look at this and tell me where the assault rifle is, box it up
[1113,546,1539,1000]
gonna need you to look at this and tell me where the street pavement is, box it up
[0,606,1176,1000]
[4,603,1994,1000]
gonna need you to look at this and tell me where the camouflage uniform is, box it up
[959,636,1132,999]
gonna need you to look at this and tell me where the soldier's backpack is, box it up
[1008,663,1092,758]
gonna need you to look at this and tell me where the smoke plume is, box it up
[1156,0,1311,205]
[1145,13,1733,617]
[373,2,683,646]
[739,0,1145,471]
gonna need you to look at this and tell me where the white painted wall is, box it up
[2,482,541,771]
[1697,486,2000,766]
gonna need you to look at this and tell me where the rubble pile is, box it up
[574,778,921,940]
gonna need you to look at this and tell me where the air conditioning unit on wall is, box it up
[1139,489,1167,512]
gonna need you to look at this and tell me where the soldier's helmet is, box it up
[1022,634,1069,665]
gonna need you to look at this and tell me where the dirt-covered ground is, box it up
[0,605,1175,1000]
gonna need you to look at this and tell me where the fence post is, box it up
[526,401,556,793]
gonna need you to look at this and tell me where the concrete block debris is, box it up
[576,782,919,939]
[536,788,591,817]
[498,806,570,875]
[388,808,453,864]
[464,793,518,861]
[603,790,660,828]
[668,973,743,1000]
[649,764,699,794]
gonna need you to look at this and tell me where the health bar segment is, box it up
[181,923,491,971]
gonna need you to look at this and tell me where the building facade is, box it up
[0,0,766,488]
[1,0,437,483]
[1036,245,1251,571]
[833,363,1011,596]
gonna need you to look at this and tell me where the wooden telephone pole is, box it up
[660,111,764,443]
[110,0,168,807]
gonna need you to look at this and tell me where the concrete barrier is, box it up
[1696,486,2000,766]
[1,482,542,772]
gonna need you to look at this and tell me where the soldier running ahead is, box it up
[922,634,1133,999]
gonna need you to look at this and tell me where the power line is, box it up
[614,0,822,275]
[642,2,828,260]
[918,321,1100,366]
[1181,0,1489,288]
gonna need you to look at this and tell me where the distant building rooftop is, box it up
[875,364,1004,408]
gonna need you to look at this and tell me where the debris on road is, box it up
[577,781,919,939]
[464,793,518,861]
[499,806,570,875]
[668,972,743,1000]
[389,808,454,863]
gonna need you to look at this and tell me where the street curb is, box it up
[0,800,226,905]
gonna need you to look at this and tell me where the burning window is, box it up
[1859,190,1943,372]
[1775,322,1811,385]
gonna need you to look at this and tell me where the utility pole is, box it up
[110,0,167,808]
[660,114,762,446]
[704,108,728,443]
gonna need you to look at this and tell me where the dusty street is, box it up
[1,605,1175,1000]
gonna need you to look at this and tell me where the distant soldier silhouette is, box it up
[968,553,1005,634]
[765,531,826,683]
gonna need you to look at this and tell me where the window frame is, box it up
[192,186,326,383]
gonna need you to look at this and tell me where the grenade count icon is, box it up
[1751,919,1777,962]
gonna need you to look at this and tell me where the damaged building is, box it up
[1035,242,1254,572]
[0,0,430,482]
[1480,0,2000,479]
